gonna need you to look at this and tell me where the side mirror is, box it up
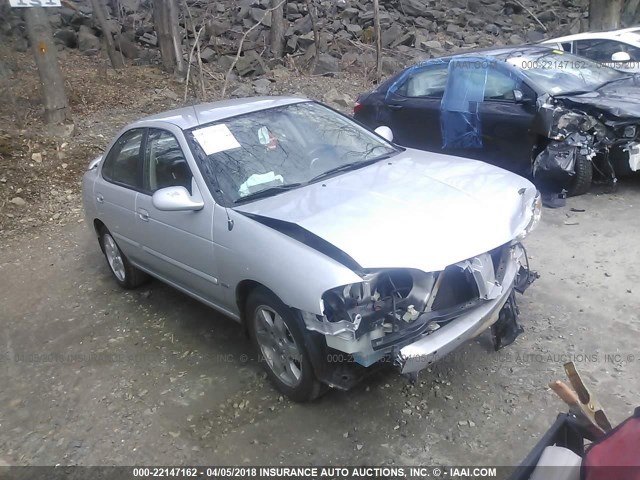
[152,186,204,211]
[374,125,394,142]
[612,51,631,62]
[513,89,524,103]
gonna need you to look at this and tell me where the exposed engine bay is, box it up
[532,92,640,195]
[301,242,537,388]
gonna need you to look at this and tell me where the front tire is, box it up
[246,287,324,402]
[568,154,593,196]
[98,227,149,289]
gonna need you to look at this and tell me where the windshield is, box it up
[186,102,398,205]
[506,50,628,95]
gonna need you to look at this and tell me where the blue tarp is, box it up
[440,57,489,149]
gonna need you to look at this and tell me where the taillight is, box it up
[354,101,363,115]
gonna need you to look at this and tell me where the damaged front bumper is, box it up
[397,247,522,374]
[302,243,535,381]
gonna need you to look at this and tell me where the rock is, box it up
[54,28,78,49]
[158,88,179,101]
[31,152,42,163]
[313,53,340,76]
[537,11,556,23]
[48,13,63,29]
[509,34,524,45]
[446,23,462,33]
[402,0,428,17]
[235,50,266,76]
[346,24,362,35]
[414,17,433,30]
[391,31,415,48]
[200,46,216,63]
[286,35,298,52]
[250,8,271,27]
[206,19,232,39]
[138,32,157,47]
[231,84,254,97]
[484,23,500,35]
[526,30,545,42]
[288,15,312,36]
[323,88,351,108]
[382,56,402,75]
[382,24,403,48]
[9,197,26,206]
[253,78,272,95]
[115,31,139,59]
[77,25,100,53]
[421,39,443,50]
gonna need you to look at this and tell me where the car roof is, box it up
[542,28,640,45]
[440,44,557,61]
[131,96,309,130]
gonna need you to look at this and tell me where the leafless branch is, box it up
[221,0,287,99]
[184,25,206,102]
[513,0,548,32]
[183,0,206,100]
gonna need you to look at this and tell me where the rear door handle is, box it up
[137,209,149,222]
[96,194,104,204]
[387,104,404,110]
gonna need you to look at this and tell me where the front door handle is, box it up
[96,193,104,204]
[137,209,149,222]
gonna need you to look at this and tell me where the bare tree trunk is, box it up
[589,0,624,30]
[622,0,640,25]
[270,0,285,58]
[373,0,382,82]
[24,7,71,124]
[305,0,319,73]
[89,0,124,68]
[153,0,185,76]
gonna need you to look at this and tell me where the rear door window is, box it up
[102,128,145,190]
[396,64,449,98]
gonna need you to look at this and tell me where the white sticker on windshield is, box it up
[550,86,563,93]
[193,124,241,155]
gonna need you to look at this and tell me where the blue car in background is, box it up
[354,45,640,196]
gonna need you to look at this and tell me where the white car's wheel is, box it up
[247,287,324,402]
[98,227,149,289]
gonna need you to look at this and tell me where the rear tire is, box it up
[98,227,149,289]
[246,287,324,402]
[568,155,593,196]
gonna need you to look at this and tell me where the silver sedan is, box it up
[82,97,541,401]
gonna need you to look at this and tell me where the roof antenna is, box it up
[192,105,201,126]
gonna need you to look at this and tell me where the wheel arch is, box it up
[236,280,270,325]
[93,219,107,252]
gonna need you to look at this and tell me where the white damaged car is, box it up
[82,97,541,401]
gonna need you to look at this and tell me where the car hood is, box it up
[234,150,537,273]
[556,76,640,119]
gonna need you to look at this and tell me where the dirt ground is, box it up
[1,49,640,470]
[0,180,639,468]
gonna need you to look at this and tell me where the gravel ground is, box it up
[0,177,639,468]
